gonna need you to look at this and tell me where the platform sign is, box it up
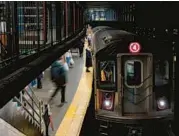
[129,42,141,53]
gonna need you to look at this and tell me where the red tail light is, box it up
[101,92,114,111]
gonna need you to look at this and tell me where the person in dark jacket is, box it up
[37,73,43,89]
[85,46,92,72]
[48,60,68,106]
[78,39,84,57]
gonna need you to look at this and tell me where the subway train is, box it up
[91,26,174,136]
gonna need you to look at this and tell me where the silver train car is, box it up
[91,26,174,136]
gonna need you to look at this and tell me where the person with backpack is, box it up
[48,58,68,106]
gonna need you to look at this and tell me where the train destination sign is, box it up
[129,42,141,53]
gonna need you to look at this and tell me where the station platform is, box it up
[34,42,93,136]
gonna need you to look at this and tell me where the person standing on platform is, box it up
[85,46,92,72]
[87,34,92,47]
[49,57,68,106]
[78,39,84,57]
[37,73,43,89]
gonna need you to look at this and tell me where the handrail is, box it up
[122,74,152,94]
[23,89,39,108]
[124,93,152,105]
[122,74,152,87]
[24,88,42,119]
[123,85,153,96]
[24,88,40,109]
[120,74,153,105]
[21,95,41,119]
[13,97,41,126]
[29,86,41,104]
[12,86,44,133]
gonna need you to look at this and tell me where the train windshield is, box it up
[124,60,143,87]
[155,60,169,86]
[100,61,116,85]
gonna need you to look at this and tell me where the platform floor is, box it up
[34,54,84,135]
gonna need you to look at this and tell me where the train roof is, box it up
[91,26,173,58]
[92,26,111,33]
[93,28,135,54]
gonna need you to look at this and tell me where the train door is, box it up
[117,54,153,115]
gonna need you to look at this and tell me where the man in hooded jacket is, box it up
[48,60,68,106]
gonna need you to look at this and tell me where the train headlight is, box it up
[102,92,114,111]
[157,97,169,110]
[104,100,112,108]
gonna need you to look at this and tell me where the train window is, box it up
[124,60,143,87]
[155,60,169,86]
[100,61,116,84]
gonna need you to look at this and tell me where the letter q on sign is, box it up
[129,42,141,53]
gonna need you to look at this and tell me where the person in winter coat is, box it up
[85,46,92,72]
[48,59,68,106]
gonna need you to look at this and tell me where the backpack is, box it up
[51,61,62,80]
[51,61,67,85]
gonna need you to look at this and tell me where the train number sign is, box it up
[129,42,141,53]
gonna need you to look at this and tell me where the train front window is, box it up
[155,60,169,86]
[100,61,116,84]
[125,60,143,87]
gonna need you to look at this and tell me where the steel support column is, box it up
[73,2,76,32]
[56,2,62,41]
[79,7,81,27]
[50,3,53,46]
[36,2,40,52]
[79,7,82,27]
[77,6,79,29]
[43,2,47,43]
[12,2,19,57]
[79,7,81,28]
[65,1,68,38]
[6,2,12,57]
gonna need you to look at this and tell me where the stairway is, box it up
[0,85,45,136]
[0,118,26,136]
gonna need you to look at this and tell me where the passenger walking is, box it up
[48,58,68,106]
[65,50,74,68]
[65,50,70,66]
[85,46,92,72]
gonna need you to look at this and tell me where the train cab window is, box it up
[100,61,116,84]
[155,60,169,86]
[124,60,143,87]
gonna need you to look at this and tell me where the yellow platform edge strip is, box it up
[55,44,93,136]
